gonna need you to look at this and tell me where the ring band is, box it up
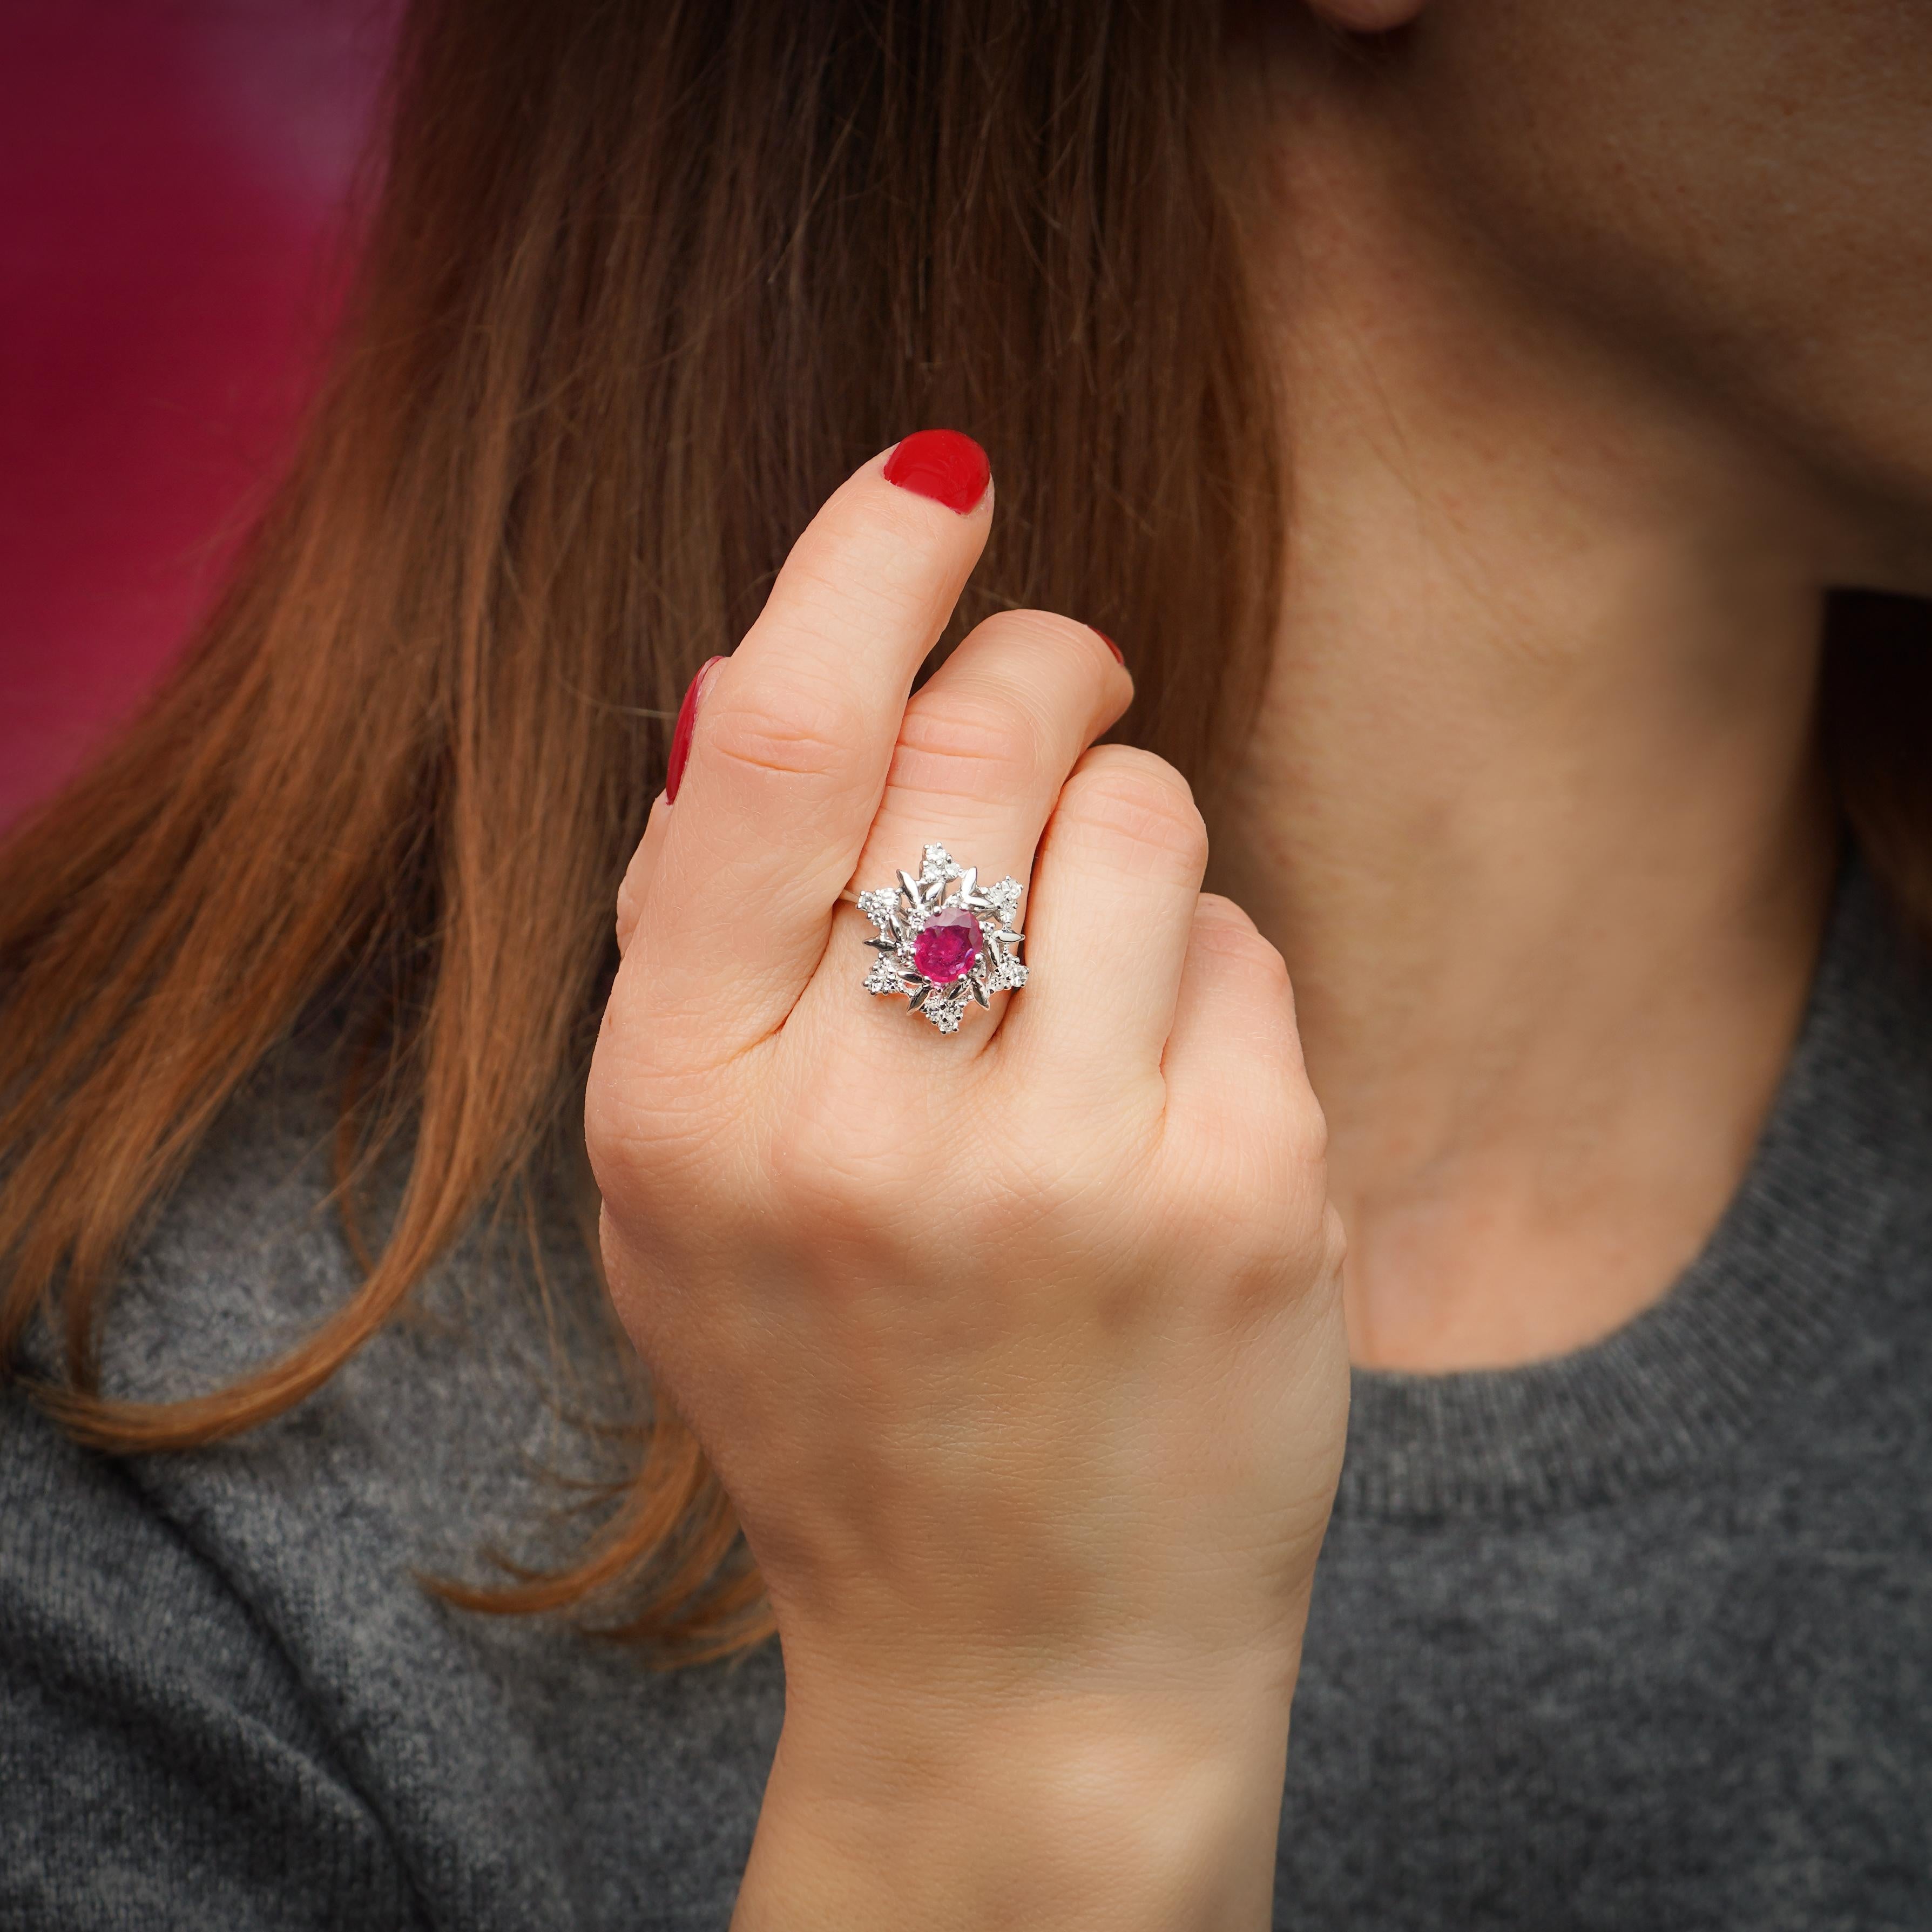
[854,842,1027,1033]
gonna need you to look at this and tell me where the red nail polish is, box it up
[882,430,990,514]
[666,656,722,804]
[1092,629,1125,665]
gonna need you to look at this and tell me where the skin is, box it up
[590,1,1932,1923]
[599,465,1347,1928]
[1220,0,1932,1368]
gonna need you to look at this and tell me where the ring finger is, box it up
[812,612,1130,1052]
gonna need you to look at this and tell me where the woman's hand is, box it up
[586,436,1350,1931]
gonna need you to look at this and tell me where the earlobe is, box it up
[1305,0,1428,32]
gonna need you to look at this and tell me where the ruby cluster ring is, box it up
[856,843,1027,1032]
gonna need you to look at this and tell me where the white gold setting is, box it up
[857,843,1027,1033]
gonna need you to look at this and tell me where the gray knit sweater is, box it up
[4,858,1931,1929]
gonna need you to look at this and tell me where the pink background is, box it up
[1,0,396,828]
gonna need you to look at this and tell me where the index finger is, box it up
[629,431,994,1055]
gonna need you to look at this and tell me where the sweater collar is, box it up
[1335,850,1932,1519]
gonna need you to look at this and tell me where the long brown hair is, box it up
[2,1,1927,1664]
[0,0,1281,1660]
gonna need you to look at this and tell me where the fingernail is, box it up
[883,430,990,514]
[666,656,723,804]
[1092,628,1125,665]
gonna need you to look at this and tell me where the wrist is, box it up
[734,1672,1296,1931]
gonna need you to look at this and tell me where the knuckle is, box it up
[1283,1086,1330,1169]
[1318,1203,1349,1281]
[704,678,860,786]
[964,606,1112,668]
[585,1049,717,1185]
[584,1071,674,1218]
[894,687,1042,787]
[614,872,641,953]
[1191,895,1290,984]
[1192,890,1258,934]
[767,1145,899,1249]
[761,1090,910,1235]
[985,1137,1132,1246]
[1057,748,1207,870]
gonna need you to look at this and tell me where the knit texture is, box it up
[4,857,1930,1928]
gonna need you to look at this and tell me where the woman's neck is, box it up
[1216,106,1839,1371]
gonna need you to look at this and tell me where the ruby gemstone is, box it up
[912,907,981,984]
